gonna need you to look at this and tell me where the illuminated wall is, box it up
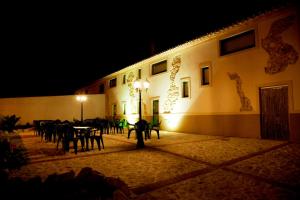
[0,94,105,124]
[76,6,300,141]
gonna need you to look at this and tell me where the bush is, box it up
[0,115,21,133]
[0,138,28,170]
[1,167,132,199]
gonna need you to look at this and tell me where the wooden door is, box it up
[153,99,159,124]
[259,86,289,140]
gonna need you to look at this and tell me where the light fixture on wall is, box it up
[76,95,87,123]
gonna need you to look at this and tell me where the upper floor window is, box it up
[152,60,167,75]
[138,69,142,79]
[182,81,189,98]
[109,78,117,88]
[122,74,126,84]
[220,29,255,56]
[99,84,105,94]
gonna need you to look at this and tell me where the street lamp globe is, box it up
[143,79,150,89]
[133,80,141,89]
[133,79,150,122]
[76,95,87,102]
[76,95,87,123]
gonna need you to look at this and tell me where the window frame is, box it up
[122,74,126,85]
[138,69,142,79]
[122,102,126,115]
[109,78,117,88]
[180,77,191,99]
[200,62,212,87]
[151,60,168,76]
[219,29,256,56]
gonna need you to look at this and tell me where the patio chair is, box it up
[127,120,150,140]
[117,118,126,134]
[127,121,136,139]
[149,120,161,139]
[90,122,104,150]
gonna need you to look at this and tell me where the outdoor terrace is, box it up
[5,129,300,199]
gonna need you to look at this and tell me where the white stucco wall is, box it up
[0,94,105,124]
[99,7,300,117]
[75,6,300,141]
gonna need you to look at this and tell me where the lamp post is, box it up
[133,79,150,148]
[76,95,87,123]
[133,79,150,121]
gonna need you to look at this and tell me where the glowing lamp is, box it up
[76,95,87,123]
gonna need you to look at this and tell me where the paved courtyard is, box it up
[7,130,300,199]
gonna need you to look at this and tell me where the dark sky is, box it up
[1,0,293,98]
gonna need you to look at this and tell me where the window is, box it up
[220,29,255,56]
[152,60,167,75]
[109,78,117,88]
[112,104,117,117]
[200,62,211,86]
[202,67,209,85]
[122,103,126,115]
[138,69,142,79]
[122,74,126,84]
[181,77,191,98]
[152,99,159,123]
[99,84,105,94]
[182,81,189,98]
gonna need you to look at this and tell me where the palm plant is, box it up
[0,115,21,133]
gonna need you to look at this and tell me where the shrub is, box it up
[0,138,28,170]
[0,115,21,133]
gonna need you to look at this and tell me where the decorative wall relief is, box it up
[262,15,298,74]
[163,56,181,113]
[228,72,253,111]
[127,71,135,97]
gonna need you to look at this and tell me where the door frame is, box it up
[151,97,160,122]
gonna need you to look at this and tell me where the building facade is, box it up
[77,6,300,142]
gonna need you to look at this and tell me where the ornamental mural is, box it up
[163,56,181,113]
[228,72,253,111]
[127,71,135,97]
[262,15,298,74]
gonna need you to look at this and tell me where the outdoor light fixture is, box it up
[133,79,150,121]
[76,95,87,123]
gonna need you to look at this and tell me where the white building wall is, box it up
[0,94,105,124]
[77,6,300,141]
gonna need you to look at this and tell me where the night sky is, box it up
[1,0,293,98]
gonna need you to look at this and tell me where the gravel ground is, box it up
[6,130,300,199]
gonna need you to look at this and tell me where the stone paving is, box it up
[7,129,300,199]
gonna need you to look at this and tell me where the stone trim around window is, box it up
[180,77,191,99]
